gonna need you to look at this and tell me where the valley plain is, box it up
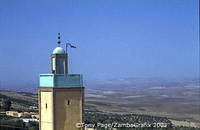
[0,78,199,128]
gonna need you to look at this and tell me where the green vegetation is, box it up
[0,90,199,130]
[0,114,39,130]
[85,112,171,124]
[0,115,27,130]
[0,99,11,111]
[85,112,200,130]
[27,121,39,130]
[0,93,35,107]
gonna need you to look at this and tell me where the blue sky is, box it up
[0,0,199,91]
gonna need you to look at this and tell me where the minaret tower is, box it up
[39,34,84,130]
[51,33,68,74]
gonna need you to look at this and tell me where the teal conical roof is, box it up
[52,47,65,54]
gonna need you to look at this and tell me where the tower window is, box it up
[46,103,47,109]
[67,100,70,105]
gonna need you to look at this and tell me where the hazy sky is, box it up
[0,0,199,91]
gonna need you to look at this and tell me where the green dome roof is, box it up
[52,47,65,54]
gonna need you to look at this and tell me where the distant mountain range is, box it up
[85,77,199,91]
[0,77,199,93]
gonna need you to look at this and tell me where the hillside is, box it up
[0,78,199,128]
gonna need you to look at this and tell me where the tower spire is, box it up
[57,33,61,46]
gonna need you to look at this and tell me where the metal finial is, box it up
[57,33,61,46]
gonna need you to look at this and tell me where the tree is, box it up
[28,121,39,130]
[2,99,12,111]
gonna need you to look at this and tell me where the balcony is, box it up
[39,74,83,87]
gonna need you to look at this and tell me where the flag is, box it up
[68,44,77,48]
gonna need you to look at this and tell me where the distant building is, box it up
[21,118,39,123]
[6,111,38,118]
[6,111,23,117]
[85,128,96,130]
[31,114,39,119]
[39,34,84,130]
[29,106,38,110]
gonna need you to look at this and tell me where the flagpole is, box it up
[65,43,77,74]
[66,43,69,53]
[66,43,69,75]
